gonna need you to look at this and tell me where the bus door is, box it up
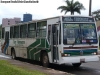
[4,31,9,54]
[5,32,9,41]
[48,24,59,63]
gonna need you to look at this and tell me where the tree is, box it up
[92,10,100,21]
[0,24,2,39]
[57,0,86,15]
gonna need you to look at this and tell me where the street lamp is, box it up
[89,0,92,16]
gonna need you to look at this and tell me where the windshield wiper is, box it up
[69,38,78,48]
[69,30,80,47]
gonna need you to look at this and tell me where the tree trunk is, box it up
[71,12,74,15]
[71,12,73,15]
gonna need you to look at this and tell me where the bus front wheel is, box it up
[72,63,81,67]
[42,52,49,67]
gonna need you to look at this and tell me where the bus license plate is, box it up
[80,58,85,63]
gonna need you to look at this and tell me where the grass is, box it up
[0,60,47,75]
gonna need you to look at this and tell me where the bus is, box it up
[1,15,100,67]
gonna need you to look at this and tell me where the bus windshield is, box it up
[81,24,96,39]
[63,23,97,45]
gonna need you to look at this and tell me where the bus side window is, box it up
[10,27,13,38]
[59,24,61,44]
[48,25,51,44]
[20,24,27,38]
[28,23,36,38]
[37,21,47,38]
[13,26,19,38]
[53,25,58,45]
[2,28,5,39]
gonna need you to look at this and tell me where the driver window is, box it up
[53,25,58,45]
[48,25,51,44]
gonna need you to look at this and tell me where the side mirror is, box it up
[52,25,56,33]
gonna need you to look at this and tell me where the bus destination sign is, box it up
[62,17,94,22]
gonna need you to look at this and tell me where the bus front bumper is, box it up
[60,55,99,64]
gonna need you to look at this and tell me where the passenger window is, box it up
[28,23,36,38]
[10,27,13,38]
[13,26,19,38]
[37,21,47,37]
[20,24,27,38]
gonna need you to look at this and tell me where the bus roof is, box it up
[2,15,93,27]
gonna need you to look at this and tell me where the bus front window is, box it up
[81,24,97,39]
[63,23,80,45]
[63,23,97,45]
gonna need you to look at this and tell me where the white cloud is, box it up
[0,0,100,24]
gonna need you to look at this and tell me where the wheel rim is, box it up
[43,55,48,64]
[12,52,15,59]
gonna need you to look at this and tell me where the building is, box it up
[2,18,21,27]
[23,13,32,22]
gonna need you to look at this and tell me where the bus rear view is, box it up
[60,16,99,67]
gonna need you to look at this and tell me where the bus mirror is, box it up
[52,25,56,33]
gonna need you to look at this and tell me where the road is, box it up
[49,61,100,75]
[0,49,100,75]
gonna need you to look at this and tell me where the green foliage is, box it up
[99,36,100,46]
[92,11,100,21]
[0,60,46,75]
[0,25,1,39]
[57,0,85,15]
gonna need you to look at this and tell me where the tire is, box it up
[42,52,49,67]
[11,50,16,59]
[72,63,81,67]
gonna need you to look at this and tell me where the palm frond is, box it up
[79,4,85,10]
[57,6,67,10]
[57,6,70,13]
[64,10,69,15]
[74,8,81,14]
[57,0,85,15]
[65,0,71,6]
[71,0,74,6]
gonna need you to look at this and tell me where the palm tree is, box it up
[57,0,85,15]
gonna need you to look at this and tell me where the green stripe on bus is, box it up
[27,39,50,60]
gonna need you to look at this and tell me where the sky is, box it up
[0,0,100,24]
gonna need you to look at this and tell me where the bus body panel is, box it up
[60,55,99,64]
[1,15,99,66]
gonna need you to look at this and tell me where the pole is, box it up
[89,0,92,16]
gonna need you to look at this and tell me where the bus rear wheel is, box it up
[42,52,49,67]
[72,63,81,67]
[11,50,16,59]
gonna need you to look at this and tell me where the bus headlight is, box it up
[64,54,68,56]
[61,53,70,57]
[92,52,97,55]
